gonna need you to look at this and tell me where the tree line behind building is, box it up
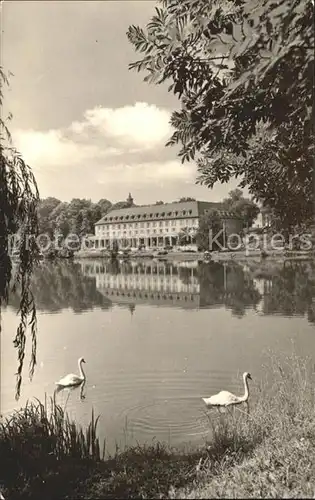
[37,190,259,240]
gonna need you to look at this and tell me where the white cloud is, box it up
[12,102,240,204]
[14,129,91,168]
[13,102,173,174]
[13,129,122,170]
[74,102,172,149]
[11,102,194,202]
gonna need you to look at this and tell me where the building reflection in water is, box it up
[252,278,273,313]
[80,259,262,316]
[82,260,201,309]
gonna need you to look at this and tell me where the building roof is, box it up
[97,286,201,309]
[94,200,237,225]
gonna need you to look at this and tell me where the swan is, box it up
[55,357,86,387]
[202,372,252,408]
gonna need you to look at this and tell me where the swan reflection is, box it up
[54,379,86,407]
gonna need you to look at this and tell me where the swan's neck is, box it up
[78,360,86,380]
[240,375,249,402]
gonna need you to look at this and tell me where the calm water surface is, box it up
[1,258,315,453]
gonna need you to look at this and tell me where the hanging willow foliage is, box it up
[0,67,40,399]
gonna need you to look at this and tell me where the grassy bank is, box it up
[1,354,314,499]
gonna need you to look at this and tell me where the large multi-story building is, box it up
[93,196,242,250]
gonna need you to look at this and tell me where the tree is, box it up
[222,189,259,228]
[195,210,223,251]
[54,208,70,238]
[111,239,119,259]
[67,198,91,234]
[178,226,191,245]
[0,67,39,398]
[37,197,61,236]
[37,197,113,238]
[93,198,112,222]
[111,200,135,211]
[178,197,196,202]
[35,197,129,242]
[80,209,91,236]
[155,200,164,205]
[127,0,314,230]
[48,202,66,235]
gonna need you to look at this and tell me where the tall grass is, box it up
[1,353,314,499]
[172,353,315,498]
[0,397,104,499]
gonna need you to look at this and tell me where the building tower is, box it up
[127,192,134,206]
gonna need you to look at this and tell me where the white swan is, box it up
[202,372,252,408]
[55,357,86,387]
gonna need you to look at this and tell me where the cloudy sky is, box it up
[2,0,241,204]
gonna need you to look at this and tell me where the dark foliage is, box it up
[127,0,314,230]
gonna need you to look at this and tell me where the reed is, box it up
[0,397,104,499]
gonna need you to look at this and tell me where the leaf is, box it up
[232,22,243,43]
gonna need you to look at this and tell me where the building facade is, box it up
[92,197,242,250]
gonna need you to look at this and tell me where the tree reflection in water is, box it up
[254,260,315,324]
[8,259,315,324]
[8,260,112,313]
[197,262,262,317]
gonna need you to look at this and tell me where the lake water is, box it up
[1,258,315,454]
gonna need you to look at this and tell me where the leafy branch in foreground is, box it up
[0,66,40,399]
[127,0,314,230]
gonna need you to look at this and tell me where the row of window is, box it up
[98,227,197,236]
[97,218,198,233]
[88,265,185,275]
[102,209,194,223]
[99,228,187,237]
[104,290,197,302]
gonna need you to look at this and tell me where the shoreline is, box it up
[73,249,314,263]
[1,354,314,499]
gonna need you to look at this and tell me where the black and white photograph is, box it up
[0,0,314,498]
